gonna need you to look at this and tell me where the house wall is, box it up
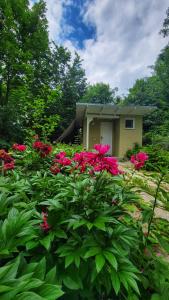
[83,115,143,157]
[83,118,87,148]
[118,115,143,157]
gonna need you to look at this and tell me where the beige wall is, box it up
[83,118,87,148]
[118,115,142,157]
[82,115,143,157]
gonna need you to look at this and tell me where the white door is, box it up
[100,122,112,154]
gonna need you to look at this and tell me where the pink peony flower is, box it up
[130,152,148,170]
[94,144,110,155]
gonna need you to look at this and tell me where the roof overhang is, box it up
[76,103,156,125]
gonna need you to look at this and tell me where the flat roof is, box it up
[76,103,156,122]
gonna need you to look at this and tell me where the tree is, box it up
[50,46,87,136]
[0,0,87,144]
[80,83,117,104]
[160,7,169,38]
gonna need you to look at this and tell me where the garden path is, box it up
[119,162,169,221]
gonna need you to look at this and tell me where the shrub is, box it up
[0,141,168,299]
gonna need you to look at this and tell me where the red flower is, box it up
[0,149,14,163]
[50,164,60,175]
[12,144,27,152]
[54,152,71,166]
[40,212,50,231]
[33,141,44,149]
[130,152,148,170]
[94,144,110,155]
[4,161,15,170]
[40,145,52,157]
[33,141,52,157]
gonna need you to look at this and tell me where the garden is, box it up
[0,139,169,300]
[1,1,169,299]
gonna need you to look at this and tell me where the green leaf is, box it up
[15,292,44,300]
[74,256,80,268]
[40,235,51,250]
[127,277,140,295]
[1,256,20,283]
[111,270,120,295]
[35,257,46,280]
[95,254,105,273]
[63,276,80,290]
[151,294,161,300]
[84,247,100,259]
[45,267,56,284]
[0,285,12,293]
[103,251,118,270]
[26,241,39,250]
[37,284,64,300]
[23,279,43,291]
[94,217,106,231]
[65,255,74,268]
[55,229,67,239]
[158,237,169,253]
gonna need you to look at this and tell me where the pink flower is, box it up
[12,144,27,152]
[55,152,66,159]
[130,152,148,170]
[94,144,110,155]
[40,212,50,231]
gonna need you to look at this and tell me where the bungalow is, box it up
[76,103,155,158]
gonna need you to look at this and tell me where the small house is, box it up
[76,103,155,157]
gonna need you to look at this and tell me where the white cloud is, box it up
[31,0,169,94]
[79,0,169,94]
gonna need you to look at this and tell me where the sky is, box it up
[30,0,168,95]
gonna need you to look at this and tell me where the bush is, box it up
[0,141,169,299]
[142,145,169,171]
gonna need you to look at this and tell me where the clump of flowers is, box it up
[12,143,27,152]
[33,141,52,157]
[0,149,15,171]
[51,144,120,176]
[73,144,120,175]
[50,152,71,174]
[130,152,148,170]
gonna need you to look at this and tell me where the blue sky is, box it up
[60,0,96,48]
[30,0,169,95]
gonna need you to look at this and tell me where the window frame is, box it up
[124,118,135,129]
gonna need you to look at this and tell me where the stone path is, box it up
[119,162,169,222]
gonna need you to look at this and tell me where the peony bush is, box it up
[0,141,168,299]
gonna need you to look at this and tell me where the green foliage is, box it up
[0,1,87,144]
[80,83,118,104]
[0,142,169,298]
[0,255,63,299]
[141,145,169,172]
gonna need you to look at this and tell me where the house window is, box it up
[125,118,135,129]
